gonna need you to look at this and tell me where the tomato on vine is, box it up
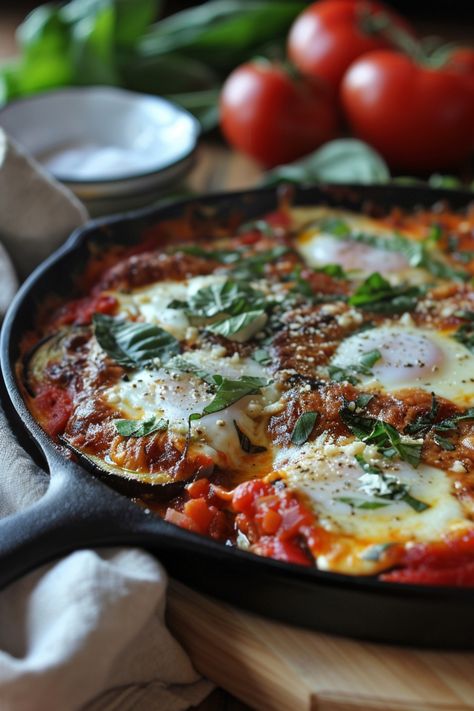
[219,60,340,167]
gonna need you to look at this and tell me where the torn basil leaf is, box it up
[93,314,180,368]
[340,405,422,467]
[336,497,390,510]
[170,279,267,320]
[454,320,474,353]
[114,416,168,438]
[355,455,429,512]
[348,272,423,314]
[206,309,267,340]
[329,349,381,384]
[228,245,291,279]
[192,375,269,420]
[290,411,319,446]
[252,348,271,366]
[174,245,241,263]
[233,420,267,454]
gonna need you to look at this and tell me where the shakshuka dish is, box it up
[19,198,474,586]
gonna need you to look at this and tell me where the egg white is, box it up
[329,325,474,407]
[102,346,276,471]
[293,207,431,283]
[273,438,470,573]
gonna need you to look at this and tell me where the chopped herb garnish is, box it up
[233,420,267,454]
[238,219,276,237]
[355,455,429,512]
[315,263,348,279]
[252,348,272,366]
[348,272,423,314]
[453,320,474,353]
[93,314,180,369]
[290,411,319,446]
[355,393,374,409]
[114,416,168,438]
[206,310,267,341]
[319,217,351,237]
[406,394,474,451]
[328,348,381,384]
[340,404,422,467]
[173,245,241,264]
[166,357,216,385]
[228,245,291,279]
[191,375,268,421]
[336,497,390,510]
[169,279,266,320]
[433,434,456,451]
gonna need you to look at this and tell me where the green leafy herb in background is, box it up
[1,0,304,129]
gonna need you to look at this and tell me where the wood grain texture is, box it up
[168,581,474,711]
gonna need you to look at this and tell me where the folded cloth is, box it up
[0,129,212,711]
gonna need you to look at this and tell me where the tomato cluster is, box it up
[220,0,474,172]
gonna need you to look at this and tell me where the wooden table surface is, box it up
[1,6,472,711]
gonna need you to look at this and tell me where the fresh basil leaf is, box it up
[401,494,430,513]
[228,245,291,279]
[233,420,267,454]
[329,348,381,384]
[93,313,180,368]
[433,434,456,451]
[166,356,216,386]
[319,218,351,238]
[138,1,305,71]
[315,263,348,278]
[207,310,267,340]
[114,415,168,438]
[263,139,390,186]
[355,393,374,409]
[176,280,267,320]
[349,272,423,314]
[340,405,422,467]
[336,497,390,510]
[192,375,268,420]
[454,321,474,353]
[355,455,429,511]
[405,393,439,436]
[252,348,271,366]
[238,219,276,237]
[359,349,382,370]
[173,244,241,263]
[290,411,319,446]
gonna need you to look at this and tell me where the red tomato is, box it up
[219,61,339,167]
[34,386,73,438]
[288,0,413,93]
[341,50,474,171]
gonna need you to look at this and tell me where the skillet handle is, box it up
[0,456,177,590]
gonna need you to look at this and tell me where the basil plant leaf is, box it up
[93,313,179,368]
[114,416,168,438]
[290,411,319,446]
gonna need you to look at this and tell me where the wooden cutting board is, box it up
[167,581,474,711]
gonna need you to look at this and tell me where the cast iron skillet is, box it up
[1,183,474,648]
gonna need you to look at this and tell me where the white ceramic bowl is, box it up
[0,86,200,214]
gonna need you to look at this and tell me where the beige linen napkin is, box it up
[0,128,212,711]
